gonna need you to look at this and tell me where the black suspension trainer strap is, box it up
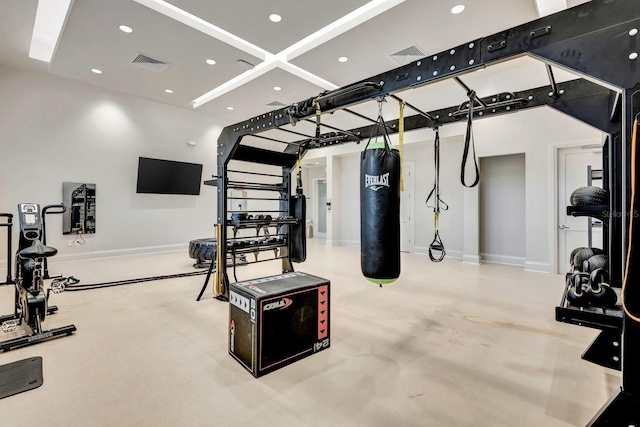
[426,128,448,262]
[461,91,480,188]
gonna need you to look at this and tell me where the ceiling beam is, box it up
[277,60,339,90]
[132,0,269,60]
[135,0,403,108]
[191,58,279,109]
[278,0,406,61]
[29,0,74,63]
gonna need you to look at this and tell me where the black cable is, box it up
[232,250,239,282]
[64,270,208,292]
[461,91,480,188]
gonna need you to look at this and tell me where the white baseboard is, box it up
[339,240,360,248]
[524,261,551,273]
[481,253,525,267]
[462,254,481,265]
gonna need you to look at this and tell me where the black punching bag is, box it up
[290,158,306,263]
[361,141,401,284]
[290,194,306,262]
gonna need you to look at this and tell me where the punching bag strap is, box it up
[461,91,480,188]
[623,115,640,322]
[364,97,391,151]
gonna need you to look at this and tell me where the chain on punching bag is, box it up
[361,98,401,286]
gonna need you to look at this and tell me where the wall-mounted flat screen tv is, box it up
[136,157,203,195]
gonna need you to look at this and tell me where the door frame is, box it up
[312,177,327,238]
[550,136,606,274]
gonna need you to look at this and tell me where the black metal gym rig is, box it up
[213,1,639,423]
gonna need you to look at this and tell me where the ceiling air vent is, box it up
[130,53,170,72]
[389,44,426,65]
[266,101,286,107]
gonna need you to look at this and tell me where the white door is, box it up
[400,162,414,252]
[316,179,327,238]
[557,147,603,273]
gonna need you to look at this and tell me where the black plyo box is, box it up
[228,272,330,377]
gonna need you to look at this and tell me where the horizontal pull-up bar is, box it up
[284,78,615,151]
[227,170,283,178]
[314,82,381,104]
[302,118,362,139]
[275,127,315,139]
[250,134,304,146]
[343,108,395,132]
[453,77,487,109]
[389,94,437,122]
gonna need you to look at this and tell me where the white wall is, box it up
[301,106,603,272]
[0,65,224,265]
[479,154,526,265]
[338,138,465,257]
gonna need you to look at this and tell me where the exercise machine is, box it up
[0,203,76,351]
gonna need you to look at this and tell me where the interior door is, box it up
[400,162,414,252]
[557,146,603,272]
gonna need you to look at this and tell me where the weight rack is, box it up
[204,162,300,300]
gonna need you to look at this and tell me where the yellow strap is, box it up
[399,100,405,192]
[214,223,222,296]
[434,212,439,229]
[623,119,640,322]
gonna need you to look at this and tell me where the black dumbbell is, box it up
[567,273,591,307]
[588,268,617,309]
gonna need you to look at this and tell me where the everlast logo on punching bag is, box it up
[365,173,390,191]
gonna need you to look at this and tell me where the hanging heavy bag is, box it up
[290,158,306,263]
[360,104,401,285]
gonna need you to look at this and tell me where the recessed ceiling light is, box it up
[227,106,234,110]
[205,59,216,65]
[630,52,639,60]
[90,68,102,74]
[165,89,174,94]
[269,14,282,22]
[338,56,348,63]
[451,5,465,14]
[119,25,133,33]
[273,86,281,91]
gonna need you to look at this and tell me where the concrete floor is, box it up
[0,239,620,426]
